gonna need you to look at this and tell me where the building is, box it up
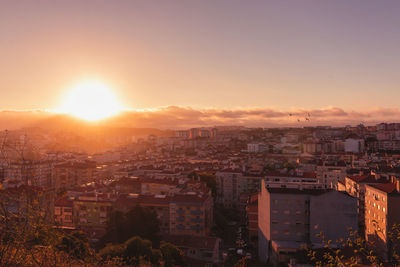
[247,143,268,153]
[316,161,347,189]
[258,180,357,265]
[73,193,113,240]
[246,193,258,247]
[216,169,244,208]
[365,182,400,259]
[114,193,171,234]
[169,191,213,237]
[345,174,388,233]
[54,197,74,228]
[344,137,365,153]
[264,171,322,190]
[54,161,96,189]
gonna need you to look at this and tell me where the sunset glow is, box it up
[58,81,122,121]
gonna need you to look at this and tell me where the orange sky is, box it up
[1,1,400,121]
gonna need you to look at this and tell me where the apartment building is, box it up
[114,193,171,234]
[264,171,322,189]
[246,193,258,247]
[365,182,400,259]
[73,193,113,240]
[345,174,388,233]
[169,191,213,237]
[54,161,96,189]
[316,161,347,188]
[54,196,74,228]
[216,169,244,208]
[258,180,357,264]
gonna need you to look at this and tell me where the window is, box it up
[284,221,290,225]
[272,210,278,214]
[284,230,290,235]
[284,210,290,214]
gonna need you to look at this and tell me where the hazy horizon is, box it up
[0,106,399,131]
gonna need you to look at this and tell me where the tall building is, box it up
[365,182,400,259]
[345,174,388,234]
[169,191,213,237]
[216,169,244,208]
[54,161,96,189]
[258,180,357,264]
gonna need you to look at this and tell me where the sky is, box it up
[1,1,400,125]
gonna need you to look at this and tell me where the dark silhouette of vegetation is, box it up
[199,173,217,197]
[102,205,161,246]
[307,225,400,266]
[57,231,92,260]
[160,241,186,267]
[100,236,185,266]
[188,171,217,197]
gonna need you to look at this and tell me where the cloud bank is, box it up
[108,106,400,129]
[0,106,399,130]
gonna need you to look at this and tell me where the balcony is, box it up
[190,218,204,223]
[176,217,185,222]
[176,209,185,214]
[190,210,203,215]
[176,224,185,230]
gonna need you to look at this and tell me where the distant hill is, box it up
[0,110,174,137]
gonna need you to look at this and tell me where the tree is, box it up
[99,243,125,261]
[160,241,185,267]
[199,173,217,197]
[102,206,160,246]
[124,236,154,265]
[307,225,400,266]
[58,231,93,260]
[99,236,167,266]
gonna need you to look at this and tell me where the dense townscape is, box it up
[2,123,400,266]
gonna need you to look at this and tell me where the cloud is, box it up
[107,106,400,129]
[0,106,399,130]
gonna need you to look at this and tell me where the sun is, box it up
[58,81,123,121]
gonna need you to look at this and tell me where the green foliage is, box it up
[99,243,125,260]
[99,237,184,266]
[102,205,160,246]
[283,162,296,171]
[124,236,154,265]
[150,248,163,265]
[199,173,217,197]
[307,226,400,266]
[160,241,185,267]
[57,231,93,260]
